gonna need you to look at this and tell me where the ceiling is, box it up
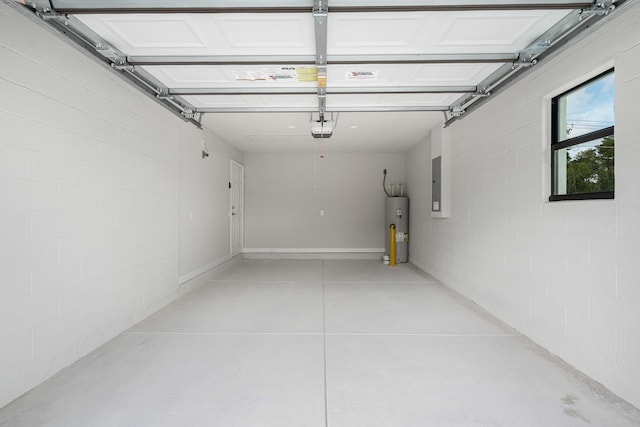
[19,0,621,152]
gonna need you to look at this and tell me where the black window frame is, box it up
[550,69,615,202]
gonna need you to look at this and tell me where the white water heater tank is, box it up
[385,196,408,263]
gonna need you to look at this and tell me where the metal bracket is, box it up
[449,105,466,118]
[473,87,491,98]
[313,0,329,19]
[156,89,174,101]
[580,1,616,19]
[512,52,538,70]
[36,9,69,25]
[181,109,199,119]
[535,39,552,49]
[313,0,329,119]
[94,43,128,65]
[111,57,135,72]
[513,36,552,70]
[95,43,110,52]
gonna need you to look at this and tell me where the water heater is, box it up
[385,196,409,263]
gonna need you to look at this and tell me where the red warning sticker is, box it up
[346,71,379,80]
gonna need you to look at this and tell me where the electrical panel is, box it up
[432,156,441,212]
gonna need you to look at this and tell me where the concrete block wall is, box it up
[0,3,239,408]
[407,2,640,408]
[179,126,243,282]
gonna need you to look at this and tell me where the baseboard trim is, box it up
[243,248,385,254]
[242,248,385,260]
[178,255,232,285]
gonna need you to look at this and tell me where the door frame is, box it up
[230,159,244,257]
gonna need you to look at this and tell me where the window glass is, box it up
[553,135,614,196]
[551,69,614,201]
[556,72,614,142]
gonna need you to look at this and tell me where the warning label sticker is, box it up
[233,67,320,83]
[234,67,298,82]
[296,67,318,82]
[346,70,380,80]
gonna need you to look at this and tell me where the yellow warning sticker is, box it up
[297,67,318,82]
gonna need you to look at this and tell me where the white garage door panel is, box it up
[328,10,571,54]
[28,0,607,152]
[76,13,316,56]
[327,93,459,108]
[144,66,319,88]
[182,94,318,109]
[142,63,502,89]
[327,63,503,86]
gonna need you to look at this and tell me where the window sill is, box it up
[549,191,614,202]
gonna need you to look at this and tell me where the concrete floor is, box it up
[1,259,639,427]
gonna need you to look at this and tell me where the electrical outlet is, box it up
[320,210,325,216]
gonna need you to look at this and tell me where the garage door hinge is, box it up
[181,109,199,119]
[111,58,134,72]
[473,87,491,98]
[36,9,68,24]
[580,1,616,19]
[157,89,174,101]
[449,105,466,118]
[512,53,538,70]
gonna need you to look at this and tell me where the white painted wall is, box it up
[407,2,640,408]
[0,3,239,408]
[244,152,405,252]
[179,127,243,282]
[406,135,431,268]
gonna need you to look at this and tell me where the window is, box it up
[550,69,614,201]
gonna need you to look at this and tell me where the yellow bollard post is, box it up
[389,224,396,267]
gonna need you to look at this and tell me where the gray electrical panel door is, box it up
[432,156,441,212]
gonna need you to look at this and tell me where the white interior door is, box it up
[230,160,244,257]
